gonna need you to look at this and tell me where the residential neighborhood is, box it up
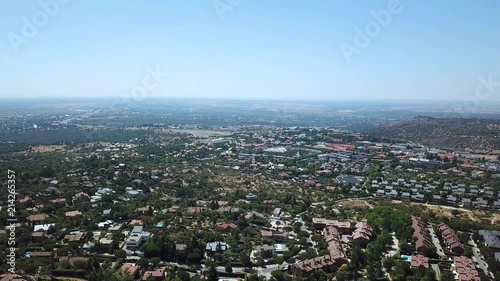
[1,124,500,281]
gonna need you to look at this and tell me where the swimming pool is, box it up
[401,255,412,261]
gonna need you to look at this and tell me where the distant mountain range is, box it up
[370,116,500,150]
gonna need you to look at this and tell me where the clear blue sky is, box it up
[1,0,500,100]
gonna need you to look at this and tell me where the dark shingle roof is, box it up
[479,230,500,248]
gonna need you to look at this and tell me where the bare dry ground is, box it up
[341,199,373,209]
[28,144,66,153]
[401,201,500,224]
[156,129,233,138]
[492,213,500,225]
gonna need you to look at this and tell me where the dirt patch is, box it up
[28,144,66,153]
[409,202,495,222]
[54,278,87,281]
[156,129,232,138]
[418,204,454,218]
[492,214,500,225]
[341,199,372,209]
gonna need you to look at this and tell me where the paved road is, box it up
[212,263,288,279]
[427,226,446,258]
[256,263,288,279]
[431,263,441,281]
[468,238,494,279]
[385,232,399,257]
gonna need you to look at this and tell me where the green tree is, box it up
[137,257,149,268]
[115,249,127,259]
[441,271,455,281]
[206,265,218,281]
[176,270,191,281]
[143,241,160,258]
[240,253,251,267]
[423,245,438,259]
[350,244,364,270]
[335,270,351,281]
[383,256,396,272]
[271,270,286,281]
[88,255,100,271]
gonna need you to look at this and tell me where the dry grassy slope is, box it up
[371,117,500,150]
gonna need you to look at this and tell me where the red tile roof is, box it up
[410,254,429,269]
[412,216,431,252]
[453,256,480,281]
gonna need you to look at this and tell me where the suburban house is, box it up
[205,241,229,256]
[58,256,89,267]
[410,254,429,272]
[412,216,431,253]
[438,223,464,254]
[27,214,49,224]
[258,245,276,259]
[401,192,410,199]
[187,207,207,214]
[412,193,425,202]
[135,206,153,216]
[311,218,351,233]
[19,197,34,207]
[492,200,500,209]
[272,208,282,219]
[432,195,442,203]
[216,222,238,231]
[245,211,266,220]
[125,226,151,250]
[352,221,372,246]
[452,256,480,281]
[388,190,399,198]
[31,232,47,243]
[28,251,54,259]
[121,263,140,279]
[261,230,290,241]
[142,268,165,281]
[446,195,457,205]
[479,230,500,252]
[461,198,472,206]
[65,211,83,218]
[291,226,347,277]
[472,198,488,208]
[125,187,144,197]
[72,192,91,206]
[63,232,86,243]
[99,238,114,249]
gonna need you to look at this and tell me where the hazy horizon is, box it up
[3,96,500,103]
[1,0,500,101]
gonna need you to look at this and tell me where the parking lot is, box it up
[468,238,494,279]
[427,225,446,258]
